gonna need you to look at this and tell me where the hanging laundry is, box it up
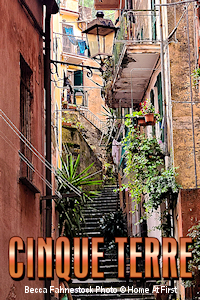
[112,139,122,165]
[77,40,86,54]
[64,27,78,45]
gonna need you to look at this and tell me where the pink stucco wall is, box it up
[0,1,46,299]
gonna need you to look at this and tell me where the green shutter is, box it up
[150,89,155,135]
[151,0,157,41]
[74,70,83,86]
[157,73,163,118]
[156,73,164,141]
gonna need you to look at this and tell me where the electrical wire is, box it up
[0,130,57,196]
[0,110,82,197]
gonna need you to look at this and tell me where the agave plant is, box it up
[56,154,102,239]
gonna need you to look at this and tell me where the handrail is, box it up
[78,106,107,133]
[112,43,126,89]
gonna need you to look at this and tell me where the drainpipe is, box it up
[44,2,58,300]
[44,5,52,300]
[159,0,168,155]
[186,5,198,188]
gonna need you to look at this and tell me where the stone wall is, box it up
[167,3,200,188]
[62,120,103,189]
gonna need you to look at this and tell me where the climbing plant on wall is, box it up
[121,116,180,220]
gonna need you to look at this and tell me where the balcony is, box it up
[60,0,79,14]
[107,11,160,108]
[61,27,88,64]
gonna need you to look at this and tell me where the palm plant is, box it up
[56,154,102,239]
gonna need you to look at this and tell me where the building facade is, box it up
[104,0,200,299]
[0,1,59,299]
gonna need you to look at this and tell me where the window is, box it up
[20,55,33,181]
[151,0,157,41]
[74,70,83,86]
[155,73,164,142]
[150,89,155,135]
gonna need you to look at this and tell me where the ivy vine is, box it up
[121,118,180,219]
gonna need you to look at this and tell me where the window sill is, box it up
[19,177,40,194]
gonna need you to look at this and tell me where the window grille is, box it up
[20,55,33,181]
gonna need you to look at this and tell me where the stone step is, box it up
[81,222,99,227]
[72,294,155,300]
[69,185,130,300]
[70,278,128,288]
[83,205,117,211]
[87,200,119,206]
[90,198,119,202]
[83,208,116,214]
[84,216,102,221]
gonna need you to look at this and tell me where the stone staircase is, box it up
[69,186,155,300]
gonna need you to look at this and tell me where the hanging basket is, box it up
[138,117,146,126]
[145,113,154,123]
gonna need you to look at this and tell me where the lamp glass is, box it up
[87,33,99,58]
[104,31,115,56]
[87,30,115,59]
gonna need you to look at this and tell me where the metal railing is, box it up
[78,106,106,132]
[112,11,160,86]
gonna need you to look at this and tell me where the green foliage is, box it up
[145,168,179,211]
[101,105,118,155]
[56,154,102,239]
[99,209,127,246]
[62,112,84,130]
[191,68,200,87]
[102,58,114,84]
[140,99,155,114]
[122,120,180,219]
[126,109,161,124]
[183,222,200,288]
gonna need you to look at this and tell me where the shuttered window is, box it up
[74,70,83,86]
[155,73,164,142]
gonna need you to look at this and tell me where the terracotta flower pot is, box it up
[68,104,77,110]
[62,122,72,127]
[138,117,146,126]
[145,113,155,123]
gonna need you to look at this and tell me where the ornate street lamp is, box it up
[82,11,119,66]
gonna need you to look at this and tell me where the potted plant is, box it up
[140,99,158,125]
[62,97,68,109]
[131,111,147,126]
[62,115,76,128]
[68,103,77,110]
